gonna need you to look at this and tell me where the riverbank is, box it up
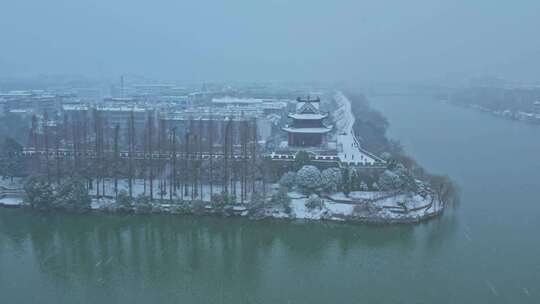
[1,177,442,224]
[450,101,540,125]
[447,86,540,125]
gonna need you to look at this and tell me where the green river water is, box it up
[1,95,539,303]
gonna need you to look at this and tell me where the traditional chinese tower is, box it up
[283,97,332,147]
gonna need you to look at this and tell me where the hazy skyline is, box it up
[1,0,539,84]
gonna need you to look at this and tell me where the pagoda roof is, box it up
[297,101,319,114]
[288,113,328,120]
[282,126,332,134]
[296,97,320,103]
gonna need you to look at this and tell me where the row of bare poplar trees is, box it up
[27,109,271,203]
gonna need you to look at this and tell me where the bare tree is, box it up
[146,111,155,200]
[208,114,214,198]
[158,118,167,200]
[113,124,120,199]
[128,111,136,198]
[43,111,51,184]
[222,118,231,196]
[240,116,248,203]
[55,128,61,185]
[198,118,203,200]
[250,118,258,194]
[169,127,177,201]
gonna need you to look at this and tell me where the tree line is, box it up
[10,109,278,204]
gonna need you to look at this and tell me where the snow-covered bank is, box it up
[284,190,441,223]
[1,175,441,224]
[453,102,540,125]
[0,196,24,207]
[89,186,441,224]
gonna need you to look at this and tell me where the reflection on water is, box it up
[0,209,458,295]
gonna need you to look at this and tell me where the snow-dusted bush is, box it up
[116,190,132,210]
[247,191,266,214]
[415,179,429,195]
[270,187,291,206]
[296,165,322,192]
[380,152,392,161]
[371,182,379,191]
[349,169,359,191]
[53,177,91,211]
[392,163,417,192]
[279,171,297,189]
[191,199,206,214]
[25,176,90,212]
[305,195,324,210]
[250,191,265,206]
[353,201,379,215]
[212,192,235,205]
[134,195,152,213]
[321,167,342,192]
[294,151,312,170]
[378,170,404,191]
[170,203,191,214]
[24,175,54,209]
[359,181,369,191]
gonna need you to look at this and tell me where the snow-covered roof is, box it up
[63,104,147,112]
[288,113,327,120]
[63,104,89,111]
[8,109,29,113]
[296,97,320,102]
[262,101,287,109]
[97,105,147,112]
[282,126,332,134]
[296,101,320,113]
[104,97,135,102]
[212,97,263,104]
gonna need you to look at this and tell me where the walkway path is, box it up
[333,92,381,165]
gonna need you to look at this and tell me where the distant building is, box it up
[159,106,271,146]
[211,97,288,114]
[62,104,148,143]
[0,91,61,114]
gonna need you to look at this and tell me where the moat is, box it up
[1,95,539,303]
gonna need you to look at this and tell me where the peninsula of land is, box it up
[0,84,456,224]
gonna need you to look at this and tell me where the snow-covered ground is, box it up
[0,196,24,206]
[88,178,255,203]
[333,92,381,165]
[86,183,440,223]
[285,190,440,222]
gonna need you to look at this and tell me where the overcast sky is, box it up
[1,0,539,84]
